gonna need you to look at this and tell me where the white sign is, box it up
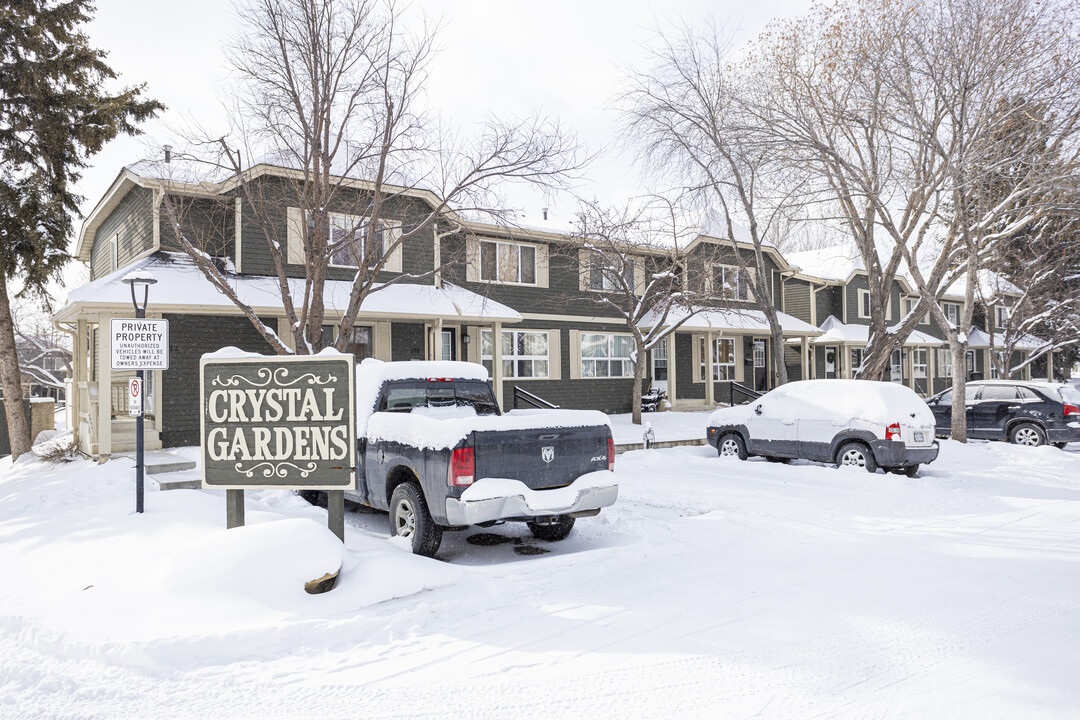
[128,378,143,417]
[111,318,170,370]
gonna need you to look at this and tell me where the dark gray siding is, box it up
[391,323,426,361]
[675,333,704,400]
[89,186,155,279]
[233,176,436,283]
[785,345,804,381]
[783,279,813,324]
[816,286,842,323]
[160,195,234,260]
[160,314,276,447]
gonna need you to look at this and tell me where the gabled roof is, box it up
[812,315,944,346]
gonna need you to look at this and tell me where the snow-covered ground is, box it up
[3,438,1080,718]
[609,409,712,445]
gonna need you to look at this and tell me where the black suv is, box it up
[926,380,1080,448]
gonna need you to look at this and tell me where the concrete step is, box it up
[614,437,707,454]
[113,449,196,476]
[151,468,202,491]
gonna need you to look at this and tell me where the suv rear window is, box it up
[380,381,500,415]
[1058,385,1080,405]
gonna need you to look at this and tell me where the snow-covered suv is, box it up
[706,380,940,476]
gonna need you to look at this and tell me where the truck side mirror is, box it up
[754,404,763,415]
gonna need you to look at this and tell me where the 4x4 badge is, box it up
[541,446,555,463]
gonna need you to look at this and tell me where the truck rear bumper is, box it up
[444,471,619,526]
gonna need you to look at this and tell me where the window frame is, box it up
[712,264,749,301]
[912,348,928,379]
[996,305,1009,329]
[481,329,550,379]
[479,239,538,286]
[580,332,635,379]
[942,301,962,327]
[699,336,736,381]
[327,212,386,269]
[588,252,635,293]
[905,297,930,325]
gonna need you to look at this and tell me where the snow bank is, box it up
[708,379,936,428]
[367,407,611,450]
[160,518,343,603]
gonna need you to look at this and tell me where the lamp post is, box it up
[121,275,157,514]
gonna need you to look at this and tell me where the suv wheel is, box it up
[717,433,748,460]
[836,442,878,473]
[390,482,443,557]
[1010,423,1046,448]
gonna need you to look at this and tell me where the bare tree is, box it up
[161,0,586,354]
[622,21,812,387]
[560,198,705,425]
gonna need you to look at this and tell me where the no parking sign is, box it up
[128,377,142,417]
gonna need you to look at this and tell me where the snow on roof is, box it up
[942,270,1023,300]
[785,245,865,282]
[812,315,944,346]
[638,307,821,335]
[55,254,522,323]
[696,209,771,248]
[966,327,1044,350]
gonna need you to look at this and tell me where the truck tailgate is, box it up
[472,425,611,490]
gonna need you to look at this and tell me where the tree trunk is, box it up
[0,275,31,460]
[632,337,645,425]
[768,318,788,386]
[949,340,969,443]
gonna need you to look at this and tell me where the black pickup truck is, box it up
[341,360,618,556]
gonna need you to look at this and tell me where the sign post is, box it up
[200,354,356,541]
[112,286,169,514]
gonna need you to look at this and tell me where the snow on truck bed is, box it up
[708,379,937,428]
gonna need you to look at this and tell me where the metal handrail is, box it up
[513,385,560,409]
[729,381,763,406]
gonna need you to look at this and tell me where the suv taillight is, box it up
[886,422,901,441]
[1065,404,1080,417]
[607,438,615,471]
[448,447,475,486]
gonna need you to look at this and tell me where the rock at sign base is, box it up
[305,570,339,594]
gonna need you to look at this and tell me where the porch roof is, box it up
[54,253,522,324]
[639,307,822,336]
[812,315,944,346]
[967,327,1044,350]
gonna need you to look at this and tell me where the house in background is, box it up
[54,160,1048,458]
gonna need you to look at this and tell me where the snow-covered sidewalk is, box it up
[607,409,711,445]
[3,439,1080,718]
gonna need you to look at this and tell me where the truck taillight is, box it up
[448,447,474,486]
[607,438,615,471]
[886,422,901,441]
[1065,404,1080,417]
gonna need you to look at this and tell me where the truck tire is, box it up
[390,482,443,557]
[717,432,748,460]
[1010,423,1046,447]
[527,515,575,541]
[835,441,878,473]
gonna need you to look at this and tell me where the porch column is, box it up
[73,319,87,443]
[800,336,809,382]
[1047,349,1054,382]
[705,330,715,407]
[430,318,443,362]
[667,334,677,410]
[492,321,504,410]
[97,312,113,457]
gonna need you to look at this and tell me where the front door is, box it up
[651,337,668,393]
[440,328,456,361]
[753,339,768,391]
[824,346,838,379]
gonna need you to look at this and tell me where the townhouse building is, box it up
[54,163,1048,458]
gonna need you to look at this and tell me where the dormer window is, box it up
[942,301,961,327]
[712,264,749,301]
[328,213,384,267]
[589,253,634,292]
[996,305,1008,329]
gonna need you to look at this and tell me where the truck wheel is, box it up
[527,515,575,541]
[390,482,443,557]
[717,433,748,460]
[1010,423,1046,447]
[835,442,878,473]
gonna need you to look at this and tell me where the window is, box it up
[652,337,668,382]
[379,381,498,415]
[328,213,384,267]
[912,348,928,379]
[712,265,749,301]
[700,337,736,381]
[481,330,549,378]
[942,302,961,327]
[905,298,929,325]
[858,289,871,319]
[345,325,373,361]
[980,385,1017,401]
[938,348,953,378]
[996,305,1009,329]
[851,347,864,374]
[589,253,634,292]
[480,240,536,285]
[110,234,119,271]
[889,349,902,383]
[581,333,634,378]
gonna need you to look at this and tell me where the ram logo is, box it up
[541,446,555,463]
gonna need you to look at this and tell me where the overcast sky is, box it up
[61,0,813,294]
